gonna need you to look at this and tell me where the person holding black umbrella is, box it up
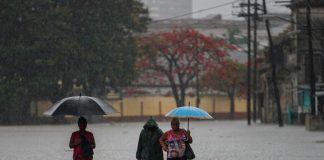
[69,116,96,160]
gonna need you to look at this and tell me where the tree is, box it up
[202,59,246,119]
[0,0,150,124]
[50,0,150,101]
[0,0,65,123]
[136,27,235,107]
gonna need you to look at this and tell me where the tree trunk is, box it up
[179,85,186,107]
[20,98,32,123]
[170,84,181,107]
[8,95,32,124]
[50,77,73,124]
[228,92,236,120]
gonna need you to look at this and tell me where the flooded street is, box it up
[2,0,324,159]
[1,120,323,160]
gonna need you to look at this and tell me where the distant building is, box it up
[291,0,324,129]
[140,0,192,20]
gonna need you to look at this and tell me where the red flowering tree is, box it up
[202,59,246,119]
[136,27,235,107]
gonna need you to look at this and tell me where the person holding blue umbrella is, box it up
[162,105,212,159]
[159,118,192,160]
[165,105,213,130]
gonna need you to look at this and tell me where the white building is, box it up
[140,0,192,20]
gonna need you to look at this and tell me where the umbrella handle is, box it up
[187,103,190,131]
[187,118,189,130]
[77,93,82,116]
[187,102,190,131]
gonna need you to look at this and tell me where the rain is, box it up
[0,0,324,160]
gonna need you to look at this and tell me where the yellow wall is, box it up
[36,95,246,117]
[31,101,53,117]
[105,95,246,117]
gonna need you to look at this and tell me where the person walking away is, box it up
[69,116,96,160]
[136,117,164,160]
[159,118,192,160]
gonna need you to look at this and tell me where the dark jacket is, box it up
[136,118,164,160]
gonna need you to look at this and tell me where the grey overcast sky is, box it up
[192,0,290,19]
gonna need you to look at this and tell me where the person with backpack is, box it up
[69,116,96,160]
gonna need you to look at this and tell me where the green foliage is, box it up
[226,26,247,45]
[0,0,150,123]
[59,0,150,96]
[0,0,62,122]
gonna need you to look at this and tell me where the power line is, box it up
[152,0,242,23]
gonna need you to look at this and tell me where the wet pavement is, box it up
[0,120,323,160]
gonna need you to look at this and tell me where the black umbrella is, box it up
[43,95,117,116]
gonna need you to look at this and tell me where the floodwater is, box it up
[0,120,323,160]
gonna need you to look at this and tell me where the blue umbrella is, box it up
[165,106,213,129]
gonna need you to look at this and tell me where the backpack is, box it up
[80,134,94,158]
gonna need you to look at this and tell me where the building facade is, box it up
[291,0,324,128]
[140,0,192,20]
[259,0,324,127]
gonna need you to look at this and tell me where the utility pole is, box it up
[252,0,259,123]
[239,0,252,125]
[262,0,283,127]
[247,0,252,126]
[305,0,316,115]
